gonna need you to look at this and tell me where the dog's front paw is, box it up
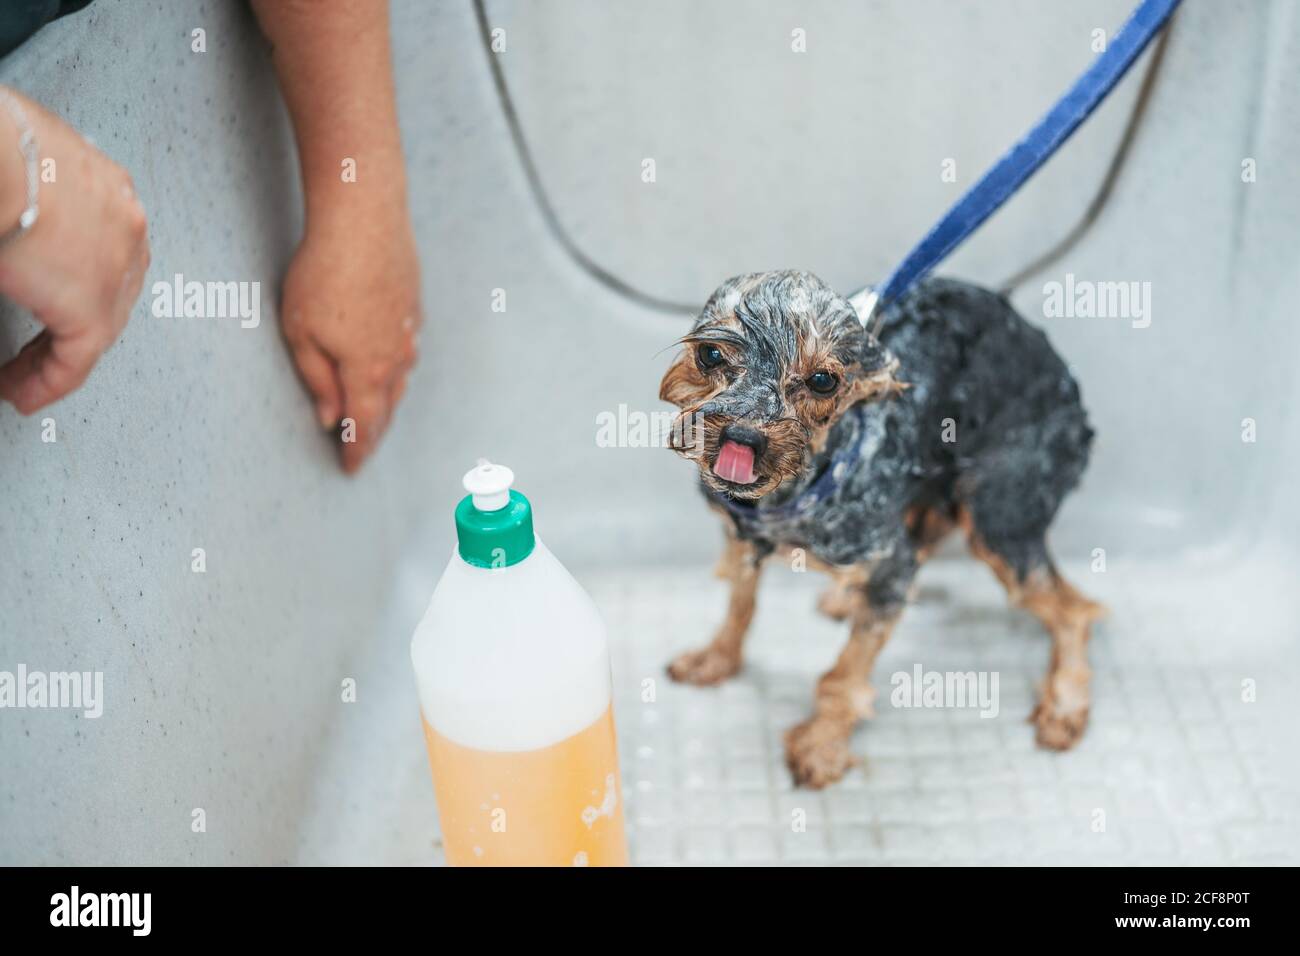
[1031,700,1089,750]
[667,644,741,686]
[784,718,857,788]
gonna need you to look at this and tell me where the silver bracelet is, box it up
[0,90,40,247]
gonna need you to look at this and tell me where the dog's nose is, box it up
[720,424,768,460]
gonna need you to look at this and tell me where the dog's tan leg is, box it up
[815,562,870,622]
[1021,571,1105,749]
[963,516,1105,750]
[816,576,855,622]
[784,602,900,788]
[667,534,763,686]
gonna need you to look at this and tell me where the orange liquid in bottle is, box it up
[422,704,628,867]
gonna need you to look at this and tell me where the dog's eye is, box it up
[696,344,727,371]
[807,370,839,395]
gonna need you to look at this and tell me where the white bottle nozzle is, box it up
[463,459,514,512]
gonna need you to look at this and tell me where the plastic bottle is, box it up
[410,461,628,866]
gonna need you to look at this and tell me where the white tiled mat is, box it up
[299,551,1299,866]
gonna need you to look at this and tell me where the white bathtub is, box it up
[1,0,1296,865]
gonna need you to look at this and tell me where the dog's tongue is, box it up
[714,440,756,485]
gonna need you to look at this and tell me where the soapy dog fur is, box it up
[660,271,1103,788]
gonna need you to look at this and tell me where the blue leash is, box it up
[856,0,1181,335]
[720,0,1180,520]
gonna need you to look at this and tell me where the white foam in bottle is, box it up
[410,461,628,866]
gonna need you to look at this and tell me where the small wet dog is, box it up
[660,271,1103,788]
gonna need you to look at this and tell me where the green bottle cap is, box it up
[455,461,535,568]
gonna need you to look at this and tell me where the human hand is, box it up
[0,88,149,414]
[280,208,420,473]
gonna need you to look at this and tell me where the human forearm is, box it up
[250,0,421,473]
[250,0,409,231]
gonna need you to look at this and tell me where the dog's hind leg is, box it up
[785,549,916,788]
[961,511,1105,750]
[667,533,765,686]
[955,397,1102,748]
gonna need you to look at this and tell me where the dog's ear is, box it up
[660,348,701,407]
[859,332,891,375]
[853,335,904,400]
